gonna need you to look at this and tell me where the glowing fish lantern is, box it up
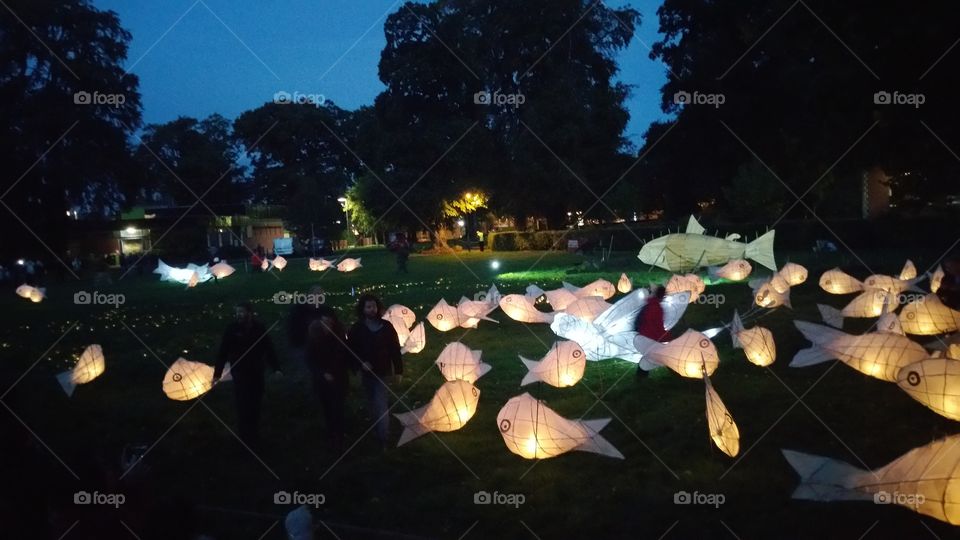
[730,311,776,367]
[930,266,944,293]
[56,344,105,396]
[260,259,269,271]
[308,258,333,271]
[637,216,776,272]
[819,268,864,294]
[480,284,501,308]
[337,257,362,272]
[876,311,905,335]
[784,435,960,525]
[899,294,960,335]
[384,304,417,330]
[394,380,480,445]
[427,299,461,331]
[708,259,752,281]
[162,358,218,401]
[401,322,426,354]
[499,294,555,324]
[900,260,918,280]
[634,329,719,378]
[617,273,633,293]
[790,321,928,382]
[519,341,586,387]
[897,358,960,421]
[704,373,740,457]
[526,285,577,311]
[457,297,498,328]
[863,273,923,295]
[187,271,199,288]
[384,313,411,346]
[496,393,623,459]
[777,262,808,287]
[820,288,895,325]
[435,342,490,383]
[666,274,705,303]
[155,259,213,284]
[563,279,616,300]
[210,261,235,279]
[15,284,45,303]
[271,256,287,271]
[754,280,791,309]
[563,297,611,323]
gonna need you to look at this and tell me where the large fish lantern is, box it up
[496,393,623,459]
[899,294,960,335]
[57,345,105,397]
[499,294,556,324]
[634,330,720,377]
[395,380,480,445]
[790,321,928,382]
[897,358,960,421]
[519,341,586,388]
[777,262,808,286]
[525,285,578,311]
[435,342,490,383]
[637,216,776,272]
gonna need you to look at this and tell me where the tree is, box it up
[0,0,141,260]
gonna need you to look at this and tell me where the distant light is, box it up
[16,259,24,265]
[457,219,465,227]
[491,260,500,270]
[65,210,71,216]
[337,197,347,203]
[335,220,341,224]
[125,226,136,234]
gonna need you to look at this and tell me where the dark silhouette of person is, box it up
[939,258,960,311]
[305,310,351,451]
[391,233,411,273]
[347,294,402,448]
[287,285,329,360]
[213,301,280,447]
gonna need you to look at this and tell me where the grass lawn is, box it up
[3,246,958,539]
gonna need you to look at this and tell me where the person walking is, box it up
[304,310,350,451]
[634,285,672,378]
[347,294,402,448]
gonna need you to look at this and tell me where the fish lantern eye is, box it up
[499,419,512,432]
[906,371,921,386]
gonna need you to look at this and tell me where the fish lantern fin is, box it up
[730,310,744,348]
[817,304,844,328]
[725,233,741,241]
[633,334,658,355]
[525,284,545,300]
[56,371,77,397]
[904,275,927,293]
[577,418,625,459]
[745,230,777,271]
[394,409,430,446]
[782,449,870,502]
[790,346,835,368]
[686,215,706,235]
[519,356,541,386]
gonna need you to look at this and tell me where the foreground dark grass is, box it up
[2,246,958,539]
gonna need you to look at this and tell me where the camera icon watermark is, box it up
[74,490,125,508]
[695,293,726,309]
[873,90,925,108]
[673,490,725,508]
[274,90,326,107]
[673,90,725,108]
[473,490,525,508]
[874,490,924,507]
[74,290,125,307]
[74,90,126,107]
[474,90,526,107]
[272,290,326,306]
[274,490,325,507]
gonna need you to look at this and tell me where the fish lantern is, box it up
[272,256,287,271]
[427,299,461,332]
[899,294,960,335]
[565,279,616,300]
[754,280,791,308]
[931,266,944,293]
[704,373,740,457]
[777,262,808,287]
[56,344,105,396]
[876,312,905,335]
[308,258,333,271]
[526,285,578,311]
[709,259,752,281]
[634,329,720,378]
[666,274,703,304]
[897,358,960,421]
[384,304,417,330]
[395,380,480,445]
[401,322,426,354]
[899,259,918,280]
[617,273,633,294]
[784,434,960,526]
[162,358,217,401]
[187,271,199,288]
[16,284,45,303]
[563,297,611,323]
[730,311,775,367]
[210,261,235,279]
[435,342,490,383]
[819,268,864,294]
[496,393,623,459]
[336,257,362,272]
[480,284,501,308]
[790,321,928,382]
[384,313,411,346]
[843,288,894,318]
[260,259,269,271]
[637,217,776,272]
[520,341,586,388]
[499,294,555,324]
[456,297,498,329]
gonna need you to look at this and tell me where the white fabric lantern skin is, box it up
[155,259,214,284]
[930,266,944,294]
[617,273,633,293]
[790,321,929,382]
[637,217,776,272]
[162,358,218,401]
[308,258,334,271]
[704,373,740,457]
[563,279,616,300]
[210,261,235,279]
[456,297,498,328]
[384,313,411,346]
[819,268,864,295]
[777,262,808,287]
[496,392,623,459]
[435,342,490,383]
[56,344,105,397]
[427,299,461,331]
[634,329,720,377]
[271,256,288,271]
[499,294,555,324]
[753,279,791,308]
[401,322,426,354]
[336,257,362,272]
[730,311,776,367]
[384,304,417,330]
[899,259,918,280]
[394,380,480,445]
[519,341,586,388]
[897,358,960,421]
[899,294,960,335]
[525,285,578,311]
[563,297,612,323]
[666,274,705,303]
[709,259,753,281]
[16,284,45,302]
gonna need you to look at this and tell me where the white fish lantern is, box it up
[435,342,490,383]
[499,294,555,324]
[617,273,633,293]
[56,344,105,396]
[337,257,362,272]
[539,287,578,311]
[863,274,921,295]
[384,304,417,330]
[709,259,752,281]
[456,297,498,329]
[704,374,740,457]
[778,262,808,287]
[843,288,894,318]
[395,380,480,445]
[731,312,776,367]
[520,341,586,388]
[637,219,776,272]
[899,294,960,335]
[931,266,944,293]
[790,321,929,382]
[496,393,623,459]
[272,256,288,271]
[819,268,864,294]
[401,322,426,354]
[784,434,960,526]
[260,259,269,271]
[162,358,216,401]
[210,261,235,279]
[565,279,616,300]
[900,259,918,280]
[563,297,611,323]
[634,329,720,378]
[187,271,199,288]
[308,258,333,271]
[427,299,461,332]
[754,280,791,308]
[665,274,704,304]
[384,314,411,346]
[897,358,960,421]
[16,284,45,303]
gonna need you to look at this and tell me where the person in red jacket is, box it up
[635,285,672,377]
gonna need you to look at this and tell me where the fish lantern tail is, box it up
[577,418,625,459]
[394,411,430,446]
[519,356,541,386]
[782,449,871,502]
[745,230,777,271]
[817,304,844,329]
[56,371,77,397]
[730,310,744,348]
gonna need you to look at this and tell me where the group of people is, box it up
[212,291,403,451]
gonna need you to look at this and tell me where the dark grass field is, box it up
[2,246,958,539]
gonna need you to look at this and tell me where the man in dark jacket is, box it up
[347,294,402,447]
[214,302,281,447]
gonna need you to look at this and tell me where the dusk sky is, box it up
[94,0,669,149]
